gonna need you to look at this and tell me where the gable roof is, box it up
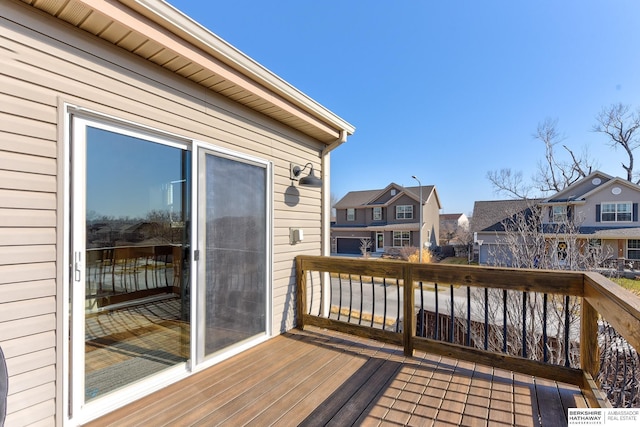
[441,213,466,221]
[471,199,541,233]
[20,0,354,144]
[543,171,614,202]
[335,183,439,209]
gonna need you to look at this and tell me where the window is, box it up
[373,207,382,221]
[552,206,567,223]
[602,202,632,222]
[396,205,413,220]
[347,208,355,221]
[393,231,410,247]
[628,240,640,260]
[588,239,602,259]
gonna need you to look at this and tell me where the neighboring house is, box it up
[472,171,640,266]
[439,213,469,245]
[0,1,354,425]
[331,183,441,255]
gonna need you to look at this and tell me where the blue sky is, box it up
[167,0,640,216]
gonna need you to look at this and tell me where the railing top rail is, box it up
[296,255,584,296]
[297,255,406,278]
[583,272,640,351]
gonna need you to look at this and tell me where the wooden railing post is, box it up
[580,298,599,380]
[296,257,306,330]
[403,263,414,356]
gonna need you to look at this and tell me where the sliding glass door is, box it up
[69,113,271,420]
[70,117,191,415]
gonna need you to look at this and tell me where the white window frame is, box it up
[552,206,567,223]
[396,205,413,220]
[347,208,355,221]
[602,202,632,222]
[628,239,640,260]
[393,231,410,247]
[373,206,382,221]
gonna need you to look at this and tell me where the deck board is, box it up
[85,326,588,427]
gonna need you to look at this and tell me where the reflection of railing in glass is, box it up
[86,245,183,312]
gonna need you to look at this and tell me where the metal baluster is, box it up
[484,288,489,350]
[337,275,343,321]
[308,270,313,315]
[348,275,353,323]
[371,276,376,328]
[383,278,388,330]
[358,275,364,325]
[503,289,508,353]
[450,285,454,343]
[434,283,439,340]
[419,281,425,337]
[522,291,527,359]
[396,279,401,333]
[543,293,548,363]
[329,271,333,320]
[466,286,471,346]
[564,295,570,367]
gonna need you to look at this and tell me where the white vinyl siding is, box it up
[1,1,329,423]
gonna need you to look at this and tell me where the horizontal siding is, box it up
[0,314,56,342]
[0,297,56,324]
[0,189,56,210]
[4,399,55,427]
[1,1,330,424]
[0,228,56,246]
[0,132,57,158]
[7,382,56,414]
[0,169,56,192]
[0,245,55,265]
[2,348,55,377]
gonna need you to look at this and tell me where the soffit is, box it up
[19,0,354,144]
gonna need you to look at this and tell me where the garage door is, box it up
[337,238,362,254]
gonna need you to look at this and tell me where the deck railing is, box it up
[85,244,185,311]
[296,255,640,408]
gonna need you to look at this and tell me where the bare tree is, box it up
[488,119,597,198]
[593,103,640,183]
[472,202,612,365]
[487,200,612,271]
[532,118,595,193]
[486,169,531,199]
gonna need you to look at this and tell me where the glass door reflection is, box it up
[82,126,191,401]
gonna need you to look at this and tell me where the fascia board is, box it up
[128,0,355,135]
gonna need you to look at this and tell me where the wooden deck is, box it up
[85,326,587,426]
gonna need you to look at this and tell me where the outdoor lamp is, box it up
[290,162,323,187]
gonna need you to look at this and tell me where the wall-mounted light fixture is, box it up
[290,162,322,187]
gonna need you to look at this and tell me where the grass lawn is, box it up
[438,257,471,265]
[611,277,640,296]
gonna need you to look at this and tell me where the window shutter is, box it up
[567,206,572,220]
[595,204,601,222]
[634,203,638,222]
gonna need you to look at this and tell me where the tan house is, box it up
[0,0,354,425]
[472,171,640,267]
[331,183,441,254]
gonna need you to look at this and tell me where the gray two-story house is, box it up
[473,171,640,267]
[331,183,441,255]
